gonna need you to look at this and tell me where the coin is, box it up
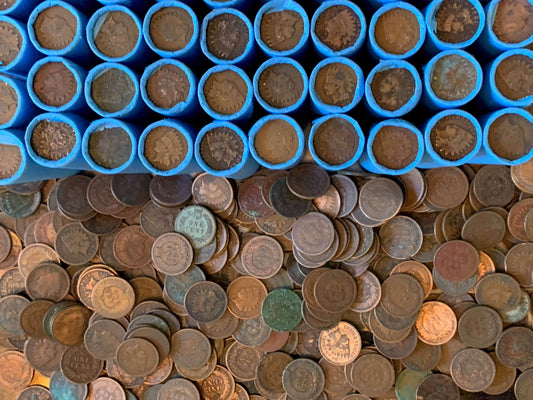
[55,222,99,265]
[292,212,335,256]
[379,216,423,259]
[416,373,460,400]
[116,338,159,377]
[450,348,495,392]
[268,176,311,218]
[87,377,125,400]
[314,269,357,313]
[241,235,283,279]
[174,205,216,249]
[261,288,302,332]
[318,321,361,366]
[113,225,154,268]
[17,385,52,400]
[192,174,233,213]
[49,370,88,400]
[94,11,138,58]
[475,273,521,314]
[256,352,293,398]
[25,262,70,302]
[415,301,457,345]
[457,305,503,348]
[151,232,193,275]
[233,317,272,347]
[61,344,104,385]
[184,281,227,322]
[350,353,395,397]
[159,378,200,400]
[0,191,41,219]
[84,319,125,361]
[199,365,235,400]
[380,273,424,318]
[434,240,479,282]
[227,276,267,320]
[282,358,325,400]
[359,178,403,221]
[91,277,134,319]
[225,341,263,382]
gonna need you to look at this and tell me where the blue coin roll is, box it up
[139,119,201,175]
[140,59,199,118]
[25,112,90,170]
[198,65,254,122]
[0,75,38,130]
[27,1,91,62]
[0,0,42,20]
[248,114,305,170]
[0,129,76,185]
[195,120,259,179]
[82,118,149,174]
[203,0,251,11]
[309,57,365,115]
[0,16,40,74]
[27,56,88,113]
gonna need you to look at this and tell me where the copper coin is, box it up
[371,67,416,111]
[56,175,96,221]
[475,273,522,314]
[91,277,135,319]
[514,366,533,400]
[505,242,533,286]
[425,167,469,210]
[374,327,418,360]
[380,273,424,318]
[415,301,457,345]
[368,309,413,343]
[292,212,335,256]
[358,178,403,221]
[472,165,515,206]
[233,317,272,347]
[18,242,60,278]
[77,266,116,310]
[461,210,506,250]
[198,365,235,400]
[0,294,29,335]
[256,352,293,398]
[371,124,419,170]
[287,164,331,200]
[19,299,53,338]
[416,374,460,400]
[227,276,267,319]
[148,175,191,208]
[61,344,104,385]
[483,352,516,396]
[197,309,238,340]
[401,340,442,372]
[17,386,52,400]
[86,377,125,400]
[25,262,70,302]
[159,378,200,400]
[508,198,533,241]
[0,350,33,391]
[86,175,125,216]
[84,319,125,360]
[24,336,67,377]
[55,222,99,265]
[496,326,533,369]
[433,240,479,282]
[174,205,216,249]
[282,358,325,400]
[450,348,496,392]
[318,321,361,366]
[350,353,394,397]
[241,235,283,279]
[238,176,275,219]
[93,10,138,58]
[331,175,358,217]
[109,174,151,208]
[314,269,357,313]
[115,338,159,378]
[268,176,311,218]
[151,232,193,275]
[487,112,533,161]
[225,341,263,382]
[351,271,381,312]
[391,260,433,299]
[30,120,76,163]
[50,303,92,346]
[113,225,154,268]
[379,216,423,259]
[139,201,179,239]
[457,305,503,348]
[170,328,211,370]
[184,281,227,322]
[191,173,233,213]
[431,54,478,102]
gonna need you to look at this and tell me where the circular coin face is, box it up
[174,205,216,249]
[91,277,135,319]
[184,281,227,323]
[151,232,194,275]
[261,288,302,332]
[415,301,457,346]
[380,273,424,318]
[115,338,160,377]
[318,321,361,365]
[458,305,503,348]
[282,358,325,400]
[450,348,495,392]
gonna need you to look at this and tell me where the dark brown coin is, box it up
[33,61,76,107]
[241,235,283,279]
[358,177,403,221]
[425,167,470,210]
[111,174,151,208]
[314,269,356,313]
[0,143,22,179]
[33,5,77,50]
[431,54,478,101]
[374,327,418,359]
[84,319,125,360]
[258,62,305,109]
[116,338,159,377]
[416,374,460,400]
[430,113,478,161]
[314,5,361,52]
[371,67,415,111]
[199,126,244,171]
[25,262,70,301]
[49,302,92,346]
[495,54,533,101]
[472,165,515,207]
[19,299,53,338]
[94,11,139,58]
[260,9,303,52]
[374,7,420,54]
[88,127,132,170]
[253,118,300,166]
[90,68,136,113]
[0,294,29,335]
[238,176,275,219]
[143,125,189,172]
[313,117,359,165]
[434,240,479,282]
[55,222,99,265]
[61,344,104,385]
[380,273,424,317]
[150,175,192,207]
[496,326,533,369]
[81,213,121,236]
[0,21,21,67]
[86,175,125,215]
[170,328,211,370]
[56,175,95,221]
[461,210,506,250]
[450,348,496,392]
[151,232,193,275]
[458,305,503,349]
[24,336,66,377]
[184,281,227,322]
[492,0,533,44]
[287,164,330,200]
[434,0,480,44]
[269,176,311,218]
[380,216,423,259]
[206,12,249,61]
[401,340,442,372]
[256,352,293,398]
[282,358,325,400]
[350,353,394,397]
[149,6,194,52]
[204,68,248,116]
[30,119,76,161]
[371,125,419,170]
[0,350,33,392]
[146,64,190,110]
[198,365,235,400]
[159,378,200,400]
[17,386,52,400]
[488,112,533,161]
[0,80,18,126]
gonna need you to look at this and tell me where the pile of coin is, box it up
[1,162,533,399]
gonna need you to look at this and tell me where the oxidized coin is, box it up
[192,173,233,213]
[49,370,88,400]
[379,216,422,259]
[55,222,99,265]
[0,143,22,179]
[430,54,478,101]
[515,367,533,400]
[260,9,303,52]
[0,190,41,219]
[148,5,194,52]
[430,113,478,161]
[314,64,357,108]
[111,174,151,208]
[319,321,361,366]
[91,277,135,319]
[484,352,516,396]
[269,176,311,218]
[287,164,331,200]
[18,242,60,278]
[199,126,244,171]
[425,167,469,210]
[380,273,424,317]
[25,262,70,302]
[473,165,515,207]
[457,305,503,348]
[164,265,205,306]
[391,260,433,299]
[505,243,533,287]
[199,366,235,400]
[158,378,200,400]
[496,326,533,369]
[19,299,53,338]
[282,358,325,400]
[227,276,267,320]
[261,288,302,331]
[203,68,248,116]
[139,202,179,238]
[450,348,496,392]
[350,353,395,397]
[488,112,533,161]
[401,340,442,373]
[394,368,431,400]
[61,344,104,385]
[475,273,521,314]
[56,175,95,220]
[314,269,357,313]
[433,240,479,282]
[0,294,29,335]
[461,211,506,250]
[87,377,125,400]
[175,205,216,249]
[17,386,52,400]
[84,319,125,360]
[371,67,415,111]
[0,20,21,67]
[88,127,132,170]
[256,352,293,398]
[86,175,125,215]
[238,176,275,219]
[374,7,420,54]
[93,11,139,58]
[33,61,76,107]
[258,62,305,109]
[351,271,382,312]
[292,212,335,256]
[0,80,18,126]
[416,374,460,400]
[313,117,359,169]
[90,68,135,113]
[151,232,193,275]
[113,225,154,268]
[33,5,76,50]
[241,235,283,279]
[0,350,33,391]
[253,118,300,166]
[492,0,533,44]
[434,0,480,44]
[207,12,249,61]
[144,125,189,171]
[314,4,361,51]
[150,174,192,208]
[233,317,272,347]
[115,338,159,377]
[225,342,263,382]
[30,120,76,161]
[170,328,211,370]
[184,281,227,322]
[358,178,403,221]
[146,64,190,109]
[415,301,457,345]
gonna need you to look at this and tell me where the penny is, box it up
[434,240,479,282]
[149,175,191,209]
[331,175,358,218]
[204,68,248,116]
[315,63,357,108]
[225,341,263,382]
[488,112,533,161]
[253,118,300,165]
[461,210,506,250]
[431,54,478,101]
[84,319,125,360]
[30,120,76,162]
[261,288,302,332]
[226,276,267,319]
[184,281,227,322]
[199,126,244,171]
[458,304,503,349]
[24,336,66,377]
[0,350,33,391]
[115,338,159,377]
[492,0,533,44]
[94,11,139,58]
[159,378,200,400]
[475,273,522,314]
[394,368,431,400]
[282,358,325,400]
[315,5,361,52]
[56,175,95,221]
[434,0,480,44]
[91,276,134,319]
[260,9,303,52]
[415,301,457,345]
[238,176,274,219]
[314,269,357,313]
[0,20,21,67]
[505,243,533,286]
[55,222,99,265]
[87,377,125,400]
[416,374,460,400]
[0,294,29,335]
[151,232,193,275]
[350,353,394,397]
[256,352,293,398]
[374,326,418,360]
[33,5,77,50]
[425,167,469,210]
[174,205,216,250]
[508,198,533,241]
[81,213,121,236]
[292,212,334,257]
[192,174,233,214]
[90,68,136,113]
[61,343,104,385]
[401,340,442,372]
[379,216,423,259]
[149,6,194,52]
[496,326,533,369]
[313,117,359,166]
[207,12,249,61]
[0,144,22,179]
[233,317,272,347]
[170,328,211,371]
[371,125,419,170]
[199,365,235,400]
[19,299,53,338]
[144,126,189,173]
[318,321,361,366]
[495,54,533,101]
[512,158,533,193]
[380,273,424,318]
[359,177,403,221]
[17,386,52,400]
[241,235,283,278]
[258,62,305,109]
[473,165,515,207]
[450,348,496,392]
[391,261,433,298]
[110,174,151,208]
[86,175,125,216]
[112,225,153,268]
[25,262,70,302]
[374,7,420,54]
[33,61,76,107]
[164,265,205,307]
[146,64,190,110]
[515,367,533,399]
[49,370,88,400]
[430,114,478,161]
[0,225,10,263]
[351,271,381,312]
[88,127,132,170]
[371,67,415,111]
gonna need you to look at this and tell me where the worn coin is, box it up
[91,277,135,319]
[151,232,193,275]
[115,338,159,377]
[184,281,227,322]
[261,288,302,332]
[282,358,325,400]
[450,348,495,392]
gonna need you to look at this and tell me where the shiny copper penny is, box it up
[415,301,457,345]
[450,348,495,392]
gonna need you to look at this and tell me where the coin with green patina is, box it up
[261,288,302,332]
[0,190,41,218]
[174,205,216,249]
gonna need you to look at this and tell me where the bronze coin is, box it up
[287,164,331,200]
[197,309,238,340]
[313,116,359,165]
[314,269,357,313]
[292,212,335,256]
[204,68,248,116]
[150,174,192,208]
[0,20,21,67]
[415,301,457,346]
[90,67,136,113]
[238,176,274,219]
[91,277,134,319]
[472,165,515,207]
[55,222,99,265]
[84,319,125,361]
[227,276,267,319]
[488,112,533,161]
[207,12,249,61]
[461,210,506,250]
[379,216,423,259]
[400,340,442,372]
[359,177,403,221]
[30,120,76,162]
[146,64,190,109]
[434,0,480,44]
[50,303,92,346]
[0,143,22,179]
[225,341,263,382]
[0,80,18,127]
[450,348,496,392]
[159,378,200,400]
[492,0,533,44]
[241,235,283,279]
[199,365,235,400]
[33,61,76,108]
[282,358,325,400]
[331,175,358,218]
[192,173,233,213]
[113,225,154,268]
[496,326,533,369]
[515,366,533,400]
[170,328,211,370]
[19,299,53,338]
[199,126,244,171]
[0,350,33,392]
[61,344,104,385]
[17,242,60,278]
[26,262,70,302]
[17,386,52,400]
[425,167,469,210]
[0,294,29,335]
[371,67,415,111]
[260,8,303,52]
[351,271,381,312]
[380,273,424,318]
[253,118,300,166]
[505,243,533,286]
[24,336,67,377]
[318,321,361,366]
[374,327,418,360]
[374,7,420,54]
[458,305,503,349]
[94,11,138,58]
[115,338,159,377]
[151,232,193,275]
[416,374,460,400]
[86,175,125,216]
[233,317,272,347]
[371,124,419,170]
[268,176,311,218]
[184,281,227,322]
[431,54,478,101]
[256,352,293,398]
[430,113,478,161]
[433,240,479,282]
[508,198,533,241]
[475,273,522,314]
[258,62,305,109]
[110,174,151,208]
[87,377,125,400]
[56,175,96,221]
[88,126,132,170]
[350,353,394,397]
[149,5,194,52]
[314,4,361,51]
[33,4,76,50]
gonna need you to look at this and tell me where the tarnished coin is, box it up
[261,288,302,332]
[55,222,99,265]
[158,378,200,400]
[227,276,267,319]
[351,271,382,312]
[515,367,533,400]
[49,370,88,400]
[401,339,442,372]
[425,167,469,210]
[256,352,293,398]
[380,273,424,318]
[113,225,154,268]
[87,377,125,400]
[496,326,533,369]
[416,374,460,400]
[461,211,506,250]
[484,352,516,396]
[505,243,533,287]
[151,232,193,275]
[25,262,70,302]
[110,174,151,208]
[17,386,52,400]
[56,175,95,221]
[19,299,53,338]
[184,281,227,322]
[115,338,159,377]
[450,348,495,392]
[314,269,357,313]
[379,216,423,259]
[199,366,235,400]
[84,319,125,360]
[269,176,311,218]
[0,350,34,391]
[170,328,211,370]
[391,260,433,299]
[457,305,503,349]
[282,358,325,400]
[61,344,104,385]
[238,176,275,219]
[318,321,361,366]
[287,164,331,200]
[241,235,283,279]
[0,294,29,335]
[350,353,395,397]
[86,175,125,215]
[192,173,233,213]
[472,165,515,207]
[174,205,216,249]
[475,273,522,314]
[434,240,479,282]
[358,178,403,221]
[292,212,335,256]
[91,277,135,319]
[140,201,180,239]
[233,317,272,347]
[0,190,41,219]
[415,301,457,345]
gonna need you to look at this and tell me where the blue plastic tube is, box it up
[253,57,309,114]
[364,59,422,118]
[0,75,38,130]
[198,65,253,122]
[0,0,41,20]
[26,56,87,113]
[310,0,367,58]
[424,0,485,53]
[308,114,365,171]
[143,1,200,61]
[479,0,533,57]
[86,5,149,66]
[469,108,533,165]
[309,57,364,115]
[360,119,424,175]
[0,129,76,185]
[368,2,427,60]
[422,49,483,110]
[25,112,90,170]
[0,16,40,75]
[82,118,148,174]
[200,8,255,66]
[85,62,147,120]
[254,0,310,59]
[479,49,533,109]
[195,121,259,179]
[140,59,198,118]
[418,109,482,168]
[138,119,200,175]
[27,1,91,62]
[248,114,305,170]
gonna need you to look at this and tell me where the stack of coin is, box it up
[2,163,533,399]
